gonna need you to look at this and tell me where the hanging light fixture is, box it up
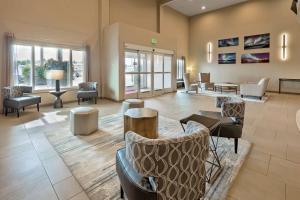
[207,42,213,63]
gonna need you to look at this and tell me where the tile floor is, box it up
[0,92,300,200]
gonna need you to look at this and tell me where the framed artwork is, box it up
[241,53,270,64]
[218,53,236,64]
[244,33,270,50]
[218,37,239,47]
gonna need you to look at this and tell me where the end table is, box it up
[49,90,67,108]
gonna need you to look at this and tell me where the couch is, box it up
[116,121,209,200]
[2,86,41,117]
[240,78,270,99]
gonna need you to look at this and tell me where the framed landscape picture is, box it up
[218,37,239,47]
[244,33,270,50]
[241,53,270,64]
[218,53,236,64]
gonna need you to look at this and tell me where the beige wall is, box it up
[189,0,300,92]
[161,6,190,59]
[109,0,158,32]
[0,0,100,106]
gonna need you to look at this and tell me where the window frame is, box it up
[11,40,88,92]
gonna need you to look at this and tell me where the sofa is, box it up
[116,121,209,200]
[2,86,41,117]
[240,78,270,99]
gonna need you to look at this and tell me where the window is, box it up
[12,43,87,90]
[177,57,185,80]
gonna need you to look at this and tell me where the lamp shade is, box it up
[46,70,64,80]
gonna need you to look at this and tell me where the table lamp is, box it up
[47,70,64,92]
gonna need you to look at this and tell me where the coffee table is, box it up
[214,83,239,94]
[180,114,222,183]
[124,108,158,139]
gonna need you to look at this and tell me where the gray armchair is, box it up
[2,86,41,117]
[77,82,98,105]
[117,121,209,200]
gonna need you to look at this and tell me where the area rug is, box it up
[180,90,269,103]
[45,114,251,200]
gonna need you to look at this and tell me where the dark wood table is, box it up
[180,114,222,183]
[279,78,300,94]
[49,90,67,108]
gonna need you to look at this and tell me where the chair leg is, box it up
[78,98,80,105]
[234,138,238,154]
[5,107,8,116]
[37,104,40,112]
[17,109,20,118]
[120,185,124,199]
[95,97,97,104]
[23,107,25,111]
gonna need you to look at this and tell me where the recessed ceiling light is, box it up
[201,6,206,10]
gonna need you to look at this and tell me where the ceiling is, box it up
[166,0,248,16]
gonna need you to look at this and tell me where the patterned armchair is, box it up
[2,86,41,117]
[116,121,209,200]
[199,96,245,153]
[77,82,98,104]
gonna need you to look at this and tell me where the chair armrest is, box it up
[2,87,11,99]
[116,148,157,200]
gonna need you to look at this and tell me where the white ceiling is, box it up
[166,0,248,16]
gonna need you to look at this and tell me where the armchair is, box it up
[199,96,245,153]
[199,73,214,91]
[116,121,209,200]
[183,73,198,94]
[2,86,41,117]
[77,82,98,105]
[240,78,270,99]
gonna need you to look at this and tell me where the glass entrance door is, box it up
[124,49,173,99]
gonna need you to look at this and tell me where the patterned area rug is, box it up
[45,114,251,200]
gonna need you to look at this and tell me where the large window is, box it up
[12,43,87,90]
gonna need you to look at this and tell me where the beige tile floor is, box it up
[0,92,300,200]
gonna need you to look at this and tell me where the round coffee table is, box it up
[214,83,239,94]
[124,108,158,139]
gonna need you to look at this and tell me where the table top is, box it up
[214,83,239,87]
[180,114,220,131]
[49,90,67,95]
[124,108,158,119]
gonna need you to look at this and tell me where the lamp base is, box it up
[56,80,60,92]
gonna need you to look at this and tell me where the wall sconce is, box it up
[281,33,288,61]
[207,42,213,63]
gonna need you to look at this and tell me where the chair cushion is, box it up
[10,86,23,97]
[77,91,98,98]
[4,95,41,109]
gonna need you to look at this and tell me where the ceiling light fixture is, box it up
[201,6,206,10]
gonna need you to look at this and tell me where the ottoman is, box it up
[122,99,144,113]
[70,107,98,135]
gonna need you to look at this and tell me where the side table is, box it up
[49,90,67,108]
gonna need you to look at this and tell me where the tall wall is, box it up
[109,0,158,32]
[161,6,190,59]
[189,0,300,91]
[0,0,100,105]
